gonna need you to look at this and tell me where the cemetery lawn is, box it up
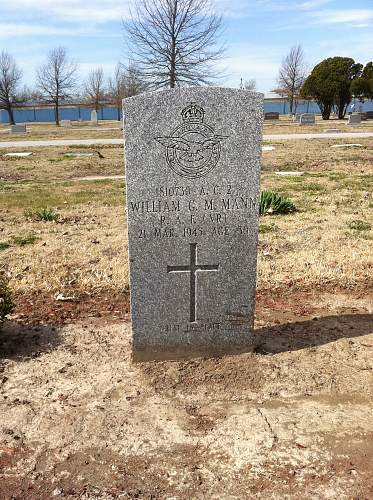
[263,115,373,134]
[0,121,122,141]
[1,138,373,498]
[1,116,373,143]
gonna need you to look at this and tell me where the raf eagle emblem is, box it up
[155,102,227,179]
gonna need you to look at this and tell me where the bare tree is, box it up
[274,45,307,114]
[123,0,225,89]
[0,51,25,125]
[36,47,77,125]
[108,62,145,120]
[240,78,256,91]
[108,64,126,120]
[84,67,106,112]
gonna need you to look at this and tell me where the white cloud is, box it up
[0,23,93,37]
[311,9,373,25]
[2,0,130,24]
[300,0,332,10]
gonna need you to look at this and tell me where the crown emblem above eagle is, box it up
[154,102,227,178]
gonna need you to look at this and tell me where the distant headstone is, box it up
[366,111,373,120]
[347,114,361,125]
[10,124,26,134]
[124,89,263,361]
[91,110,98,125]
[299,113,315,126]
[60,120,71,127]
[4,152,33,157]
[264,112,279,120]
[359,112,367,121]
[331,144,363,149]
[275,171,304,176]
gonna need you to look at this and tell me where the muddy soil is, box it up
[1,288,373,499]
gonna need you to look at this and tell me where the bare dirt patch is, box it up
[1,288,373,499]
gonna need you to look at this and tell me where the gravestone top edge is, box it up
[123,87,264,106]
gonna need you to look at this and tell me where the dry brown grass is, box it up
[263,115,373,134]
[0,139,372,297]
[0,121,122,141]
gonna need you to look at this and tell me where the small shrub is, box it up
[260,191,296,215]
[347,220,372,231]
[25,207,59,222]
[0,271,13,321]
[11,234,38,246]
[259,223,278,234]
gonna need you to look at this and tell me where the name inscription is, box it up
[129,183,258,240]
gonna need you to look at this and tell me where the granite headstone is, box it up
[91,109,98,125]
[10,124,26,134]
[124,88,263,361]
[299,113,315,125]
[264,112,279,120]
[347,114,362,125]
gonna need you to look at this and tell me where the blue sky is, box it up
[1,0,372,93]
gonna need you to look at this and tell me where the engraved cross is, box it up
[167,243,219,323]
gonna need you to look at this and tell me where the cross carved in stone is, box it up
[167,243,219,323]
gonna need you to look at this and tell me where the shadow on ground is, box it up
[0,320,61,362]
[253,313,373,354]
[140,313,373,396]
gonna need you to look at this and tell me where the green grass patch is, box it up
[260,191,296,215]
[0,242,11,251]
[0,233,38,251]
[11,233,38,246]
[347,219,372,231]
[259,223,278,234]
[0,180,125,210]
[25,207,60,222]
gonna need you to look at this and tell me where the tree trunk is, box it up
[55,103,60,126]
[7,106,15,125]
[319,102,331,120]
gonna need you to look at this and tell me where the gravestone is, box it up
[299,113,315,126]
[10,124,26,134]
[347,114,361,125]
[123,88,263,361]
[91,110,98,125]
[60,119,71,127]
[366,111,373,120]
[359,112,367,121]
[264,112,279,120]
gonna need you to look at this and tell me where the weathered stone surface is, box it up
[123,88,263,361]
[264,112,279,120]
[347,114,362,125]
[91,110,98,125]
[299,113,315,125]
[10,124,26,134]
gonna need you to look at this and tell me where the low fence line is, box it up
[1,100,373,124]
